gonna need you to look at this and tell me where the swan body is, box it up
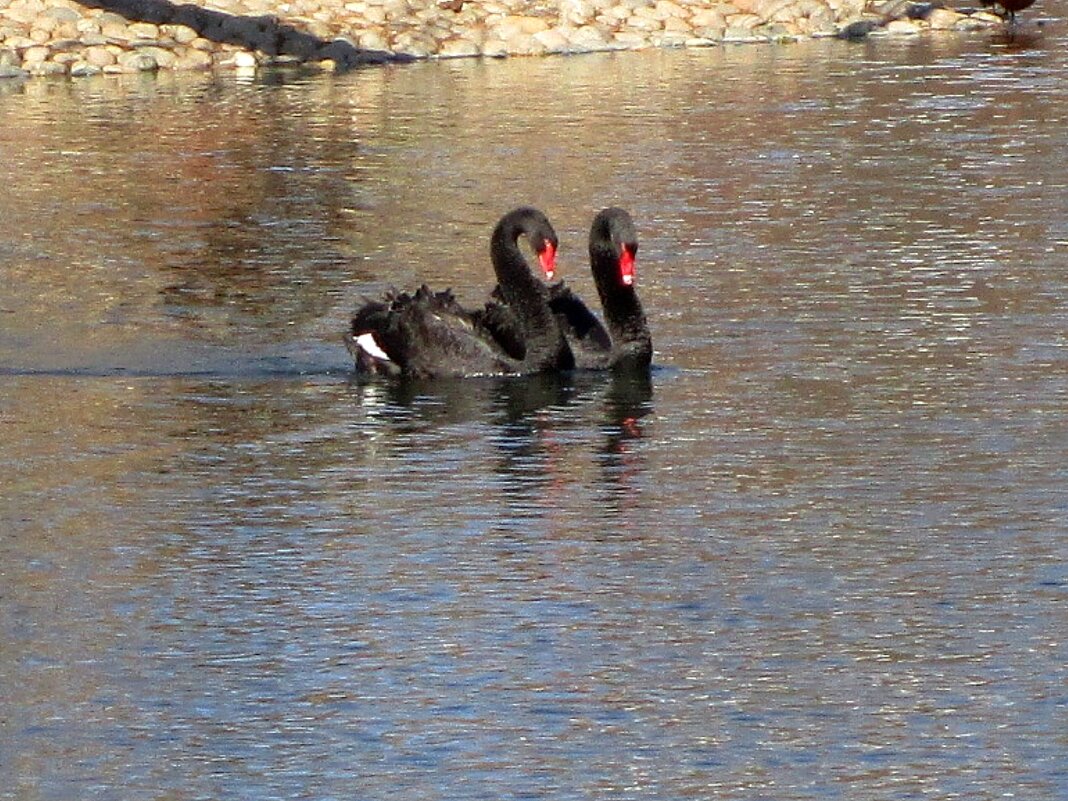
[347,207,573,378]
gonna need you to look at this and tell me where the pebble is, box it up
[0,0,1007,79]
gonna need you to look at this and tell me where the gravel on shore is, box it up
[0,0,1006,79]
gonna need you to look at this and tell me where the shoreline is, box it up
[0,0,1008,79]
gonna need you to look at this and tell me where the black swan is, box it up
[478,207,652,371]
[580,206,652,371]
[346,207,574,378]
[979,0,1036,22]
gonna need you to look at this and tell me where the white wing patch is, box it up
[356,332,391,362]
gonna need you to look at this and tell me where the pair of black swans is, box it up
[346,207,652,379]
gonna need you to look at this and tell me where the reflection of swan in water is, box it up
[988,27,1043,49]
[596,370,654,512]
[347,372,571,428]
[346,369,655,517]
[602,369,654,441]
[487,370,655,514]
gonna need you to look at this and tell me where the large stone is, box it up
[84,44,114,66]
[499,15,549,35]
[362,5,386,24]
[69,60,102,76]
[118,49,157,71]
[692,8,726,28]
[955,15,994,30]
[563,0,595,24]
[724,13,763,30]
[885,18,920,34]
[75,17,101,35]
[27,59,66,75]
[759,21,796,40]
[2,35,37,49]
[42,5,80,22]
[0,64,29,78]
[655,0,687,17]
[94,12,129,27]
[802,12,839,35]
[161,23,199,44]
[230,49,257,67]
[693,24,725,40]
[356,28,388,50]
[479,37,508,57]
[100,21,132,39]
[612,30,647,47]
[2,5,39,25]
[31,14,57,33]
[652,30,691,46]
[633,5,666,22]
[127,21,160,39]
[438,37,479,56]
[625,14,661,31]
[533,26,571,52]
[925,8,962,29]
[137,45,177,67]
[723,24,765,41]
[49,20,79,38]
[175,47,213,69]
[21,45,49,64]
[569,24,609,48]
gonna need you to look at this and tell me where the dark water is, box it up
[3,23,1068,800]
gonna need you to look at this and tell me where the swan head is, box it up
[591,207,639,288]
[493,206,560,282]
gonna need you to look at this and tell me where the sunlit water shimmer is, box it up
[2,24,1067,800]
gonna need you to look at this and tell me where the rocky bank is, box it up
[0,0,1007,79]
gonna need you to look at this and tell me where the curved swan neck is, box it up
[589,209,652,368]
[490,209,548,302]
[490,207,572,371]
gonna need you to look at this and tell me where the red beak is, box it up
[539,241,557,281]
[620,246,635,286]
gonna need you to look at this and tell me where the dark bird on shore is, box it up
[980,0,1037,22]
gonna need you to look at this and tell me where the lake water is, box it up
[2,22,1067,800]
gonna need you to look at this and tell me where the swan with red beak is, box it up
[346,207,573,378]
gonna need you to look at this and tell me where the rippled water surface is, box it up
[3,23,1068,800]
